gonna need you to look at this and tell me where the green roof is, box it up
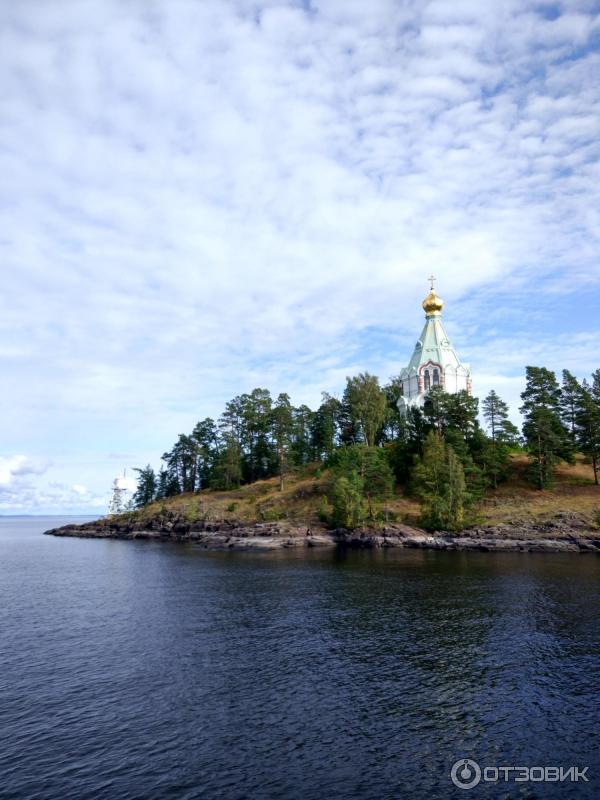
[400,315,470,377]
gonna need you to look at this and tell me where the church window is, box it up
[433,369,440,385]
[424,370,431,390]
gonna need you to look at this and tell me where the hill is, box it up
[46,455,600,553]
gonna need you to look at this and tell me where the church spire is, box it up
[422,275,444,316]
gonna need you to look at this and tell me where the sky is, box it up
[1,0,599,514]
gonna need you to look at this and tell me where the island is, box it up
[46,456,600,553]
[47,285,600,553]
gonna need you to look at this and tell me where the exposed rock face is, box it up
[333,524,600,553]
[44,512,600,553]
[44,518,337,551]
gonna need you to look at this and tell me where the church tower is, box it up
[398,278,472,413]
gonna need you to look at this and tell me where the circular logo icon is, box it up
[451,759,482,790]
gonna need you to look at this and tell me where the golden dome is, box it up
[422,289,444,316]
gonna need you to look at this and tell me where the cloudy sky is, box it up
[1,0,599,513]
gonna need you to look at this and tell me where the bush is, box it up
[330,473,367,529]
[184,505,199,523]
[318,497,332,523]
[328,444,394,525]
[258,505,286,521]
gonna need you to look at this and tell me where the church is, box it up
[398,278,472,413]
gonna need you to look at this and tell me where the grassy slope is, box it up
[479,454,600,526]
[129,455,600,530]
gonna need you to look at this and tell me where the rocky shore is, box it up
[45,511,600,553]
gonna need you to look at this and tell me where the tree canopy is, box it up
[132,363,600,528]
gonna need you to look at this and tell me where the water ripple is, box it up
[1,519,598,799]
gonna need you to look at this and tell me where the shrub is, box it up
[318,497,332,524]
[330,473,367,529]
[328,444,394,525]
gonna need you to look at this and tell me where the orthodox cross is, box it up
[428,274,436,291]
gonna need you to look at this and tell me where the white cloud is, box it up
[0,456,49,489]
[0,0,599,509]
[0,463,106,513]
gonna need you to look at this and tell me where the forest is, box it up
[132,367,600,531]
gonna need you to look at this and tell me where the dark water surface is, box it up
[1,517,599,800]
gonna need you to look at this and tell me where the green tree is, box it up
[271,393,294,490]
[330,472,367,529]
[291,404,314,466]
[191,418,218,489]
[445,390,480,443]
[380,377,404,442]
[218,396,244,488]
[132,465,157,508]
[361,447,394,519]
[561,370,581,445]
[161,434,200,493]
[343,372,387,447]
[482,390,517,488]
[520,366,573,489]
[422,386,450,434]
[423,387,481,446]
[311,393,340,462]
[240,389,273,482]
[411,431,467,531]
[331,444,394,521]
[575,378,600,485]
[155,465,179,498]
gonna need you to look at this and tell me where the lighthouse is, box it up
[107,471,136,516]
[398,277,472,413]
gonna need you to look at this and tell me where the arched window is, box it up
[424,370,431,390]
[433,369,440,385]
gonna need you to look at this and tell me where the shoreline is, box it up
[44,515,600,554]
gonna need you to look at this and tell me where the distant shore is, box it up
[45,513,600,554]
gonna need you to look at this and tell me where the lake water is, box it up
[1,516,599,799]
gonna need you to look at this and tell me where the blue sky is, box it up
[1,0,599,513]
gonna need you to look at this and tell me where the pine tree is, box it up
[218,397,244,487]
[411,431,467,531]
[561,370,581,445]
[240,389,273,482]
[271,393,294,490]
[360,447,394,520]
[482,390,515,488]
[328,445,394,523]
[445,445,467,531]
[161,434,200,493]
[520,367,573,489]
[291,404,314,466]
[446,391,480,442]
[343,373,387,447]
[213,433,242,489]
[575,378,600,485]
[311,393,340,462]
[132,465,157,508]
[422,386,449,434]
[192,418,219,490]
[155,465,179,498]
